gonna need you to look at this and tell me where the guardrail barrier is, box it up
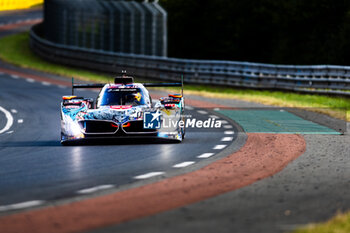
[30,23,350,96]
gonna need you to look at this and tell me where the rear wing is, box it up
[143,83,181,87]
[71,78,104,95]
[143,75,184,96]
[71,75,184,96]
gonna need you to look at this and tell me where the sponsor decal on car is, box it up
[143,111,222,129]
[144,111,162,129]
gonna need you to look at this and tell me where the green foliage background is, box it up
[160,0,350,65]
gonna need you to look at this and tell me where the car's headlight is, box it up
[70,122,82,136]
[66,118,84,139]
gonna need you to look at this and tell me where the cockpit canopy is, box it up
[99,87,146,106]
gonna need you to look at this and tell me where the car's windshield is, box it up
[100,88,145,106]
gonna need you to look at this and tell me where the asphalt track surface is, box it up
[0,70,240,206]
[0,8,350,233]
[100,134,349,233]
[0,9,242,209]
[0,10,242,210]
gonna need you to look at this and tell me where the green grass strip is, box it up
[0,32,113,83]
[169,86,350,121]
[294,212,350,233]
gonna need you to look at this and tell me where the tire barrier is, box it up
[43,0,167,57]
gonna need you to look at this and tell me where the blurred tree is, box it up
[160,0,350,65]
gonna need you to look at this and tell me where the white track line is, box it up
[223,125,233,129]
[134,172,165,179]
[0,200,44,212]
[11,109,17,114]
[0,106,14,134]
[11,75,19,79]
[221,137,234,142]
[213,145,227,150]
[197,153,215,159]
[213,108,220,111]
[26,78,35,83]
[58,85,66,89]
[224,130,235,135]
[218,120,229,124]
[197,110,208,114]
[42,82,51,86]
[173,161,195,168]
[77,185,114,194]
[18,119,23,124]
[185,106,194,110]
[209,115,220,119]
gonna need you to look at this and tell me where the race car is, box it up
[60,75,185,145]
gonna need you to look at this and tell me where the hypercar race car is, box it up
[60,75,185,145]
